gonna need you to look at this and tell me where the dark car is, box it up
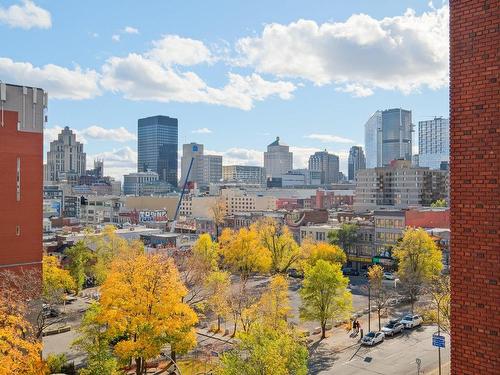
[287,268,304,279]
[342,268,360,276]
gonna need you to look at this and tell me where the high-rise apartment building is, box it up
[0,83,47,273]
[308,150,340,184]
[45,126,86,183]
[264,137,293,178]
[222,165,266,185]
[364,109,413,167]
[354,160,448,211]
[348,146,366,181]
[364,111,382,168]
[180,143,222,186]
[418,117,450,169]
[137,115,178,187]
[381,108,413,166]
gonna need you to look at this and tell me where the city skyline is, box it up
[0,0,449,179]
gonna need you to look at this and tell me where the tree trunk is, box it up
[232,320,237,337]
[378,309,381,331]
[171,348,177,363]
[135,357,142,375]
[321,322,326,340]
[217,315,221,332]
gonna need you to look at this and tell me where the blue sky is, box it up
[0,0,449,179]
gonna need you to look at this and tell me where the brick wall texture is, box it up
[450,1,500,374]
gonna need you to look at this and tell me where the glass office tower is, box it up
[137,115,178,187]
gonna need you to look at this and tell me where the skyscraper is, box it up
[381,108,412,166]
[45,126,86,183]
[137,115,178,187]
[0,83,47,274]
[348,146,366,181]
[418,117,450,169]
[181,143,222,187]
[264,137,293,178]
[364,111,382,168]
[364,108,412,167]
[308,150,340,184]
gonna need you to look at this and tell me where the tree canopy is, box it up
[300,260,352,339]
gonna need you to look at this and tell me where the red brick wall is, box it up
[450,1,500,374]
[405,209,450,229]
[0,110,43,272]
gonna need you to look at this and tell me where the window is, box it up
[16,157,21,201]
[16,225,21,236]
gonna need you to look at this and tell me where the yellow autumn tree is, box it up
[257,274,291,330]
[219,227,271,285]
[300,240,347,269]
[97,252,197,374]
[43,255,76,304]
[0,295,47,375]
[393,227,443,313]
[251,218,301,274]
[205,271,231,332]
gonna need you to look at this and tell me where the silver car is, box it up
[381,321,404,336]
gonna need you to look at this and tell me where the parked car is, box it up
[400,314,423,328]
[287,268,304,279]
[381,321,404,336]
[383,272,396,280]
[361,331,385,346]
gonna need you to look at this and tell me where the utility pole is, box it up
[437,299,442,375]
[368,283,371,332]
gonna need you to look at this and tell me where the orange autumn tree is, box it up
[0,295,47,375]
[97,253,198,375]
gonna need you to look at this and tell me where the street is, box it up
[309,325,450,375]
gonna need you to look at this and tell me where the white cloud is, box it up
[192,128,212,134]
[111,34,120,42]
[147,35,214,66]
[87,147,137,181]
[101,53,295,110]
[0,57,101,100]
[236,5,449,96]
[44,125,135,145]
[0,0,51,29]
[335,83,374,98]
[123,26,139,34]
[81,126,136,142]
[305,134,355,144]
[206,148,263,167]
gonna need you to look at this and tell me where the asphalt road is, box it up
[310,325,450,375]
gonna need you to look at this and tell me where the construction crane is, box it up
[170,145,198,233]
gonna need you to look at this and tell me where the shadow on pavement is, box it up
[308,340,340,374]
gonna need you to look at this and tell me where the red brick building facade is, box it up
[0,84,46,275]
[450,1,499,373]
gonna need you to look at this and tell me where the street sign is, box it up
[432,334,446,348]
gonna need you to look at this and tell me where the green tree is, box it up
[218,323,308,375]
[65,241,93,292]
[328,223,358,253]
[431,199,447,207]
[299,260,352,339]
[72,303,119,375]
[367,265,394,331]
[393,228,443,313]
